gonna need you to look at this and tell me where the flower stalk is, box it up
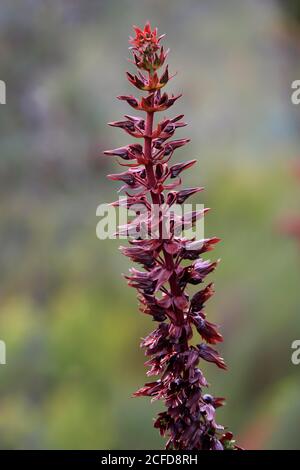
[104,22,238,450]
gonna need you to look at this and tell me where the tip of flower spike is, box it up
[129,22,164,56]
[132,21,152,33]
[144,20,151,31]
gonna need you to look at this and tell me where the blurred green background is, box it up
[0,0,300,449]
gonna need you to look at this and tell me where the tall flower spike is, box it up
[104,23,240,450]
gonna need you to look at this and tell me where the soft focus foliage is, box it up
[0,0,299,449]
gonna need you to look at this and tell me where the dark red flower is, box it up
[191,313,223,344]
[104,143,143,161]
[197,343,227,370]
[169,159,197,178]
[190,283,215,312]
[103,23,238,450]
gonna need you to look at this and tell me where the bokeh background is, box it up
[0,0,300,450]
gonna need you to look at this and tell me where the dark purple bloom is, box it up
[103,23,238,450]
[197,343,227,370]
[169,159,197,178]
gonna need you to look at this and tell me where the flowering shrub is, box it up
[104,22,238,450]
